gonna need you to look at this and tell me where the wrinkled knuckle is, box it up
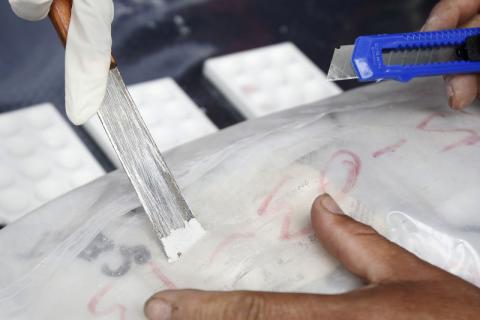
[357,224,378,236]
[227,292,266,320]
[371,262,397,283]
[346,220,377,237]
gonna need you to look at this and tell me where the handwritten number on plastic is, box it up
[102,245,151,277]
[79,233,115,261]
[320,149,361,195]
[79,233,151,277]
[417,112,480,151]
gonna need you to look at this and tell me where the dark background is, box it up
[0,0,438,171]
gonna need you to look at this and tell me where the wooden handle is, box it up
[49,0,117,69]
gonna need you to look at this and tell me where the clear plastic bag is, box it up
[1,78,479,319]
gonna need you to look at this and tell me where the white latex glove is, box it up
[9,0,114,125]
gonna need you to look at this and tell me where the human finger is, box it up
[311,194,444,284]
[445,74,478,109]
[422,0,480,31]
[145,289,348,320]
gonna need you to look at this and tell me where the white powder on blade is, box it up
[161,218,206,262]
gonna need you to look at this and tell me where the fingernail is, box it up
[145,298,172,320]
[445,78,455,108]
[320,195,343,214]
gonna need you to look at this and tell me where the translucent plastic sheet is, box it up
[1,78,480,319]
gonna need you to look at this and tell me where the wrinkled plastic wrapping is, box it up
[1,78,480,319]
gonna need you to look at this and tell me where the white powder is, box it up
[161,218,206,262]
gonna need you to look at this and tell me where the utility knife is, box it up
[327,28,480,82]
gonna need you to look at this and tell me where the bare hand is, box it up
[144,194,480,320]
[422,0,480,109]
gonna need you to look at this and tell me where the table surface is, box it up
[0,0,438,172]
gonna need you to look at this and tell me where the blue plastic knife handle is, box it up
[352,28,480,82]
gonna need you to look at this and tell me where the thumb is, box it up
[421,0,480,31]
[144,195,446,320]
[311,194,444,284]
[145,289,345,320]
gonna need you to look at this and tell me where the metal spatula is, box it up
[49,0,205,261]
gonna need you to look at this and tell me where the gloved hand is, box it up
[422,0,480,110]
[9,0,114,125]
